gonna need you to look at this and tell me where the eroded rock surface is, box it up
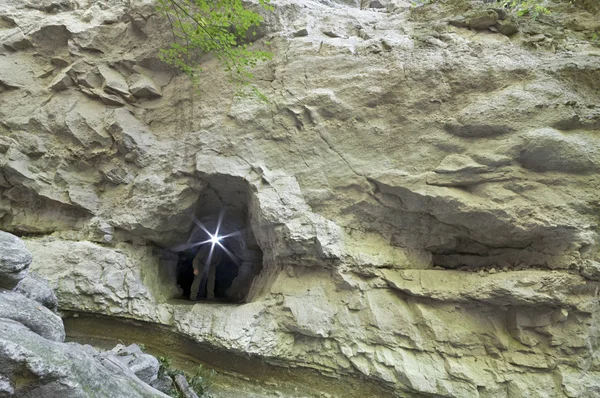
[0,232,169,397]
[0,231,32,289]
[14,272,59,312]
[0,0,599,397]
[111,343,160,384]
[0,289,64,342]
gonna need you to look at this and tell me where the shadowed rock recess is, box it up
[0,0,599,396]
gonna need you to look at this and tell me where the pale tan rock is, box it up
[1,0,599,396]
[127,72,162,99]
[0,28,32,50]
[381,269,598,311]
[98,64,133,100]
[49,70,73,91]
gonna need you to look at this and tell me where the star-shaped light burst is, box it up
[175,209,243,269]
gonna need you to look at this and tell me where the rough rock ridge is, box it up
[0,0,599,396]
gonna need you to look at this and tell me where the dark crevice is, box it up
[3,229,51,239]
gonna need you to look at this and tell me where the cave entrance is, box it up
[173,175,263,303]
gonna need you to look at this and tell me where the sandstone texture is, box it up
[0,0,599,396]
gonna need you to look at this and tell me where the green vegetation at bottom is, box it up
[158,356,215,398]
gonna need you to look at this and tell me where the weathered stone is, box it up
[293,28,309,37]
[518,128,600,173]
[24,238,178,322]
[0,319,169,397]
[434,154,488,174]
[465,9,499,30]
[173,374,199,398]
[323,28,348,38]
[14,272,58,312]
[581,260,600,281]
[0,289,65,342]
[0,374,13,396]
[490,8,507,20]
[0,231,32,289]
[1,0,600,396]
[49,70,74,91]
[128,72,162,99]
[381,269,598,312]
[0,28,32,51]
[368,1,385,9]
[98,64,133,99]
[495,19,519,36]
[28,24,71,56]
[150,376,174,394]
[113,344,160,384]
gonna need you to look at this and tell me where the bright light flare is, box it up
[172,209,245,283]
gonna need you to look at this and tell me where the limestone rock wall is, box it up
[1,0,599,396]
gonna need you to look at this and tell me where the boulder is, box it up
[465,9,499,29]
[581,260,600,281]
[0,289,65,342]
[0,231,32,289]
[0,319,169,397]
[518,128,600,174]
[150,375,175,395]
[113,344,160,384]
[128,72,162,99]
[495,19,519,36]
[14,272,59,312]
[98,64,133,100]
[0,28,32,51]
[1,0,600,396]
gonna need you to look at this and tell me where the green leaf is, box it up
[157,0,273,97]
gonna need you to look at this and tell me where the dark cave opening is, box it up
[172,175,263,303]
[176,251,195,300]
[175,230,251,302]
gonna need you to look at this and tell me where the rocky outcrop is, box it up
[0,231,32,289]
[111,343,160,385]
[14,272,58,312]
[0,320,170,398]
[0,289,64,342]
[1,0,599,397]
[0,231,169,397]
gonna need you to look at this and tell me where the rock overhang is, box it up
[1,0,600,396]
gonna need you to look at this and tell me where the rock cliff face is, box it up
[0,0,599,396]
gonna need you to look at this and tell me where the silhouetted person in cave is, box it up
[190,243,221,301]
[176,251,195,300]
[214,250,241,298]
[189,242,240,301]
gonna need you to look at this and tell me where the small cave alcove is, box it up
[172,175,263,304]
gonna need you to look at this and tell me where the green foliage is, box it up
[502,0,551,19]
[157,356,172,377]
[157,356,214,398]
[188,365,215,397]
[156,0,273,87]
[409,0,436,7]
